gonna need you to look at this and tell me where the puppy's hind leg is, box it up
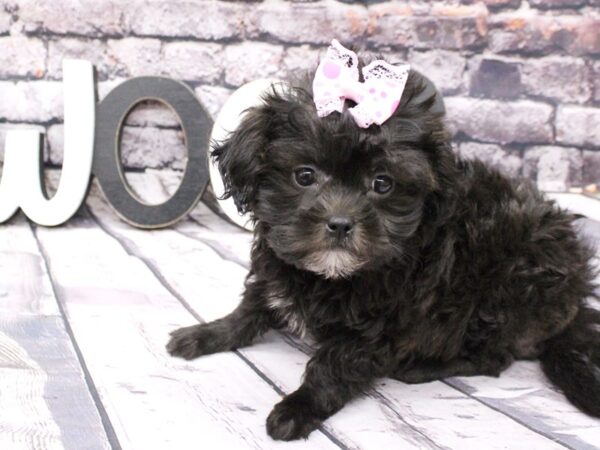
[167,282,273,360]
[392,351,513,384]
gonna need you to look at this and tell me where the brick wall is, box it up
[0,0,598,192]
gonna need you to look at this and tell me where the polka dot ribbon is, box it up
[312,39,410,128]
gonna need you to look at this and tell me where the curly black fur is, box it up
[167,66,600,440]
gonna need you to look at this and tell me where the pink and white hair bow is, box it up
[312,40,410,128]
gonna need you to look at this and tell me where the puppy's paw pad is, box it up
[266,398,320,441]
[166,326,207,360]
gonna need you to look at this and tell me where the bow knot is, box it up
[312,40,410,128]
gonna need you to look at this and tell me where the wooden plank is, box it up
[0,315,110,450]
[84,169,573,449]
[34,176,339,449]
[0,216,59,316]
[548,193,600,222]
[446,363,600,450]
[0,216,111,450]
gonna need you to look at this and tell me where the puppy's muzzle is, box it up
[326,216,354,243]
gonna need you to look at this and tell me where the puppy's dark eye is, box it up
[294,167,316,187]
[373,175,393,194]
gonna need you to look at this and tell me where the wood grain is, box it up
[0,217,59,316]
[446,362,600,449]
[0,216,111,450]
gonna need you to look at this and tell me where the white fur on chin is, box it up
[305,249,363,279]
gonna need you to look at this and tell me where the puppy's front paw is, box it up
[166,324,218,360]
[266,394,321,441]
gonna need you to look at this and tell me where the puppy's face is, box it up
[214,73,448,279]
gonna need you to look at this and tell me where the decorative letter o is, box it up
[209,78,284,231]
[94,77,212,228]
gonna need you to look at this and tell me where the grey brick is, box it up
[124,100,183,128]
[120,126,187,170]
[48,38,113,80]
[282,45,325,80]
[0,36,46,78]
[161,42,222,83]
[194,85,234,119]
[408,50,466,94]
[249,0,368,45]
[468,56,521,99]
[521,56,591,104]
[593,61,600,103]
[489,13,600,55]
[47,124,64,165]
[0,123,47,163]
[523,146,582,191]
[375,49,410,66]
[126,0,247,40]
[97,78,128,102]
[367,1,415,49]
[107,38,162,77]
[0,10,10,34]
[583,150,600,185]
[461,0,521,8]
[224,42,285,87]
[368,2,488,50]
[529,0,586,8]
[556,106,600,148]
[18,0,127,36]
[467,54,592,104]
[457,141,522,177]
[445,97,554,144]
[0,81,63,122]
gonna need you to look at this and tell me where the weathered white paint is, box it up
[0,216,110,450]
[0,325,63,450]
[0,218,58,317]
[447,362,600,449]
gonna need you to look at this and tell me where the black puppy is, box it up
[167,66,600,440]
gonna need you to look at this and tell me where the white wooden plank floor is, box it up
[1,169,600,450]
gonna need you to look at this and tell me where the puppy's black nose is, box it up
[326,216,354,240]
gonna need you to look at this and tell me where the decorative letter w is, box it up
[0,59,94,226]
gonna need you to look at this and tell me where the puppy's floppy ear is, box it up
[211,105,273,215]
